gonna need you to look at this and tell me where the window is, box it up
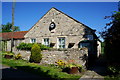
[68,43,75,48]
[31,38,36,43]
[87,35,93,40]
[44,38,50,47]
[79,43,90,48]
[49,22,56,31]
[79,42,91,51]
[58,37,65,48]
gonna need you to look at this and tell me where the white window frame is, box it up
[87,35,93,40]
[58,37,65,48]
[31,38,36,43]
[43,38,50,47]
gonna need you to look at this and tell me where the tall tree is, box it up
[101,2,120,63]
[2,22,20,33]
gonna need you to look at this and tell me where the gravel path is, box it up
[79,58,107,80]
[79,70,104,80]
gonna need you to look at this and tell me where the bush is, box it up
[108,65,120,75]
[29,44,42,63]
[38,43,50,50]
[16,42,33,50]
[17,43,50,50]
[105,75,120,80]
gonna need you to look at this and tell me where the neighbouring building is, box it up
[0,31,28,51]
[0,7,101,64]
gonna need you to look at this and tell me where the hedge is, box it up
[16,43,50,50]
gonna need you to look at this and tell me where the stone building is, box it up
[0,31,28,51]
[24,7,101,56]
[1,7,101,64]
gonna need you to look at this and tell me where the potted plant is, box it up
[4,52,14,59]
[62,63,82,74]
[56,59,83,74]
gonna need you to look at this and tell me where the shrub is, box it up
[16,42,33,50]
[15,53,22,60]
[17,43,50,50]
[38,43,50,50]
[108,65,120,75]
[105,75,120,80]
[29,43,42,63]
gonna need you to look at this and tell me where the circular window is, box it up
[49,22,56,31]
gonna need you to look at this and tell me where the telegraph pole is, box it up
[11,0,16,52]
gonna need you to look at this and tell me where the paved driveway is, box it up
[0,64,52,80]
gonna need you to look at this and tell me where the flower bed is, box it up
[56,59,84,74]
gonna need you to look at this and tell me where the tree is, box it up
[100,7,120,63]
[2,22,20,33]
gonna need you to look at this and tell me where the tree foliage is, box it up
[2,22,20,33]
[100,11,120,63]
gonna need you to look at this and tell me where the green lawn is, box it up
[1,53,81,80]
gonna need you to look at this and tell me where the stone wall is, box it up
[13,48,88,66]
[13,48,31,61]
[41,48,88,66]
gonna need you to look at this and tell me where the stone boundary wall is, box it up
[13,47,31,61]
[13,48,88,66]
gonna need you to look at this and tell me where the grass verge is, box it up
[2,57,81,80]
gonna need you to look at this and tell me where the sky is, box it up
[2,2,118,40]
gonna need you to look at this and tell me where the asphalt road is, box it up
[0,64,52,80]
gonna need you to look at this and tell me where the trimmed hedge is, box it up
[2,58,81,80]
[16,43,50,50]
[16,43,33,50]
